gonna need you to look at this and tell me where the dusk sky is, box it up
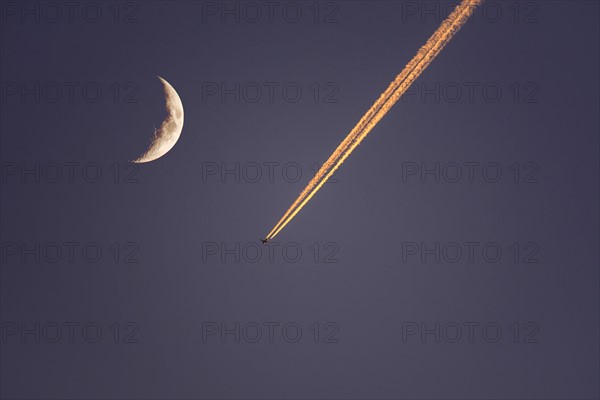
[1,1,599,399]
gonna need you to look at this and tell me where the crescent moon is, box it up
[133,76,184,163]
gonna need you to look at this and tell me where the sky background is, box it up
[1,0,599,399]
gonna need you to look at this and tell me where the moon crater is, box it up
[133,76,184,164]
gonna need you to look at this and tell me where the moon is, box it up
[133,76,184,163]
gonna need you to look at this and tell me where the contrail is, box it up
[265,0,482,241]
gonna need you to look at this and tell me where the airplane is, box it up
[261,238,268,244]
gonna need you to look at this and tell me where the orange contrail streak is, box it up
[265,0,482,241]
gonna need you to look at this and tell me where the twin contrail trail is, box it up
[264,0,483,242]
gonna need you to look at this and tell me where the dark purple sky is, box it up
[1,1,599,398]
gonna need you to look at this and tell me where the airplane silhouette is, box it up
[261,238,268,244]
